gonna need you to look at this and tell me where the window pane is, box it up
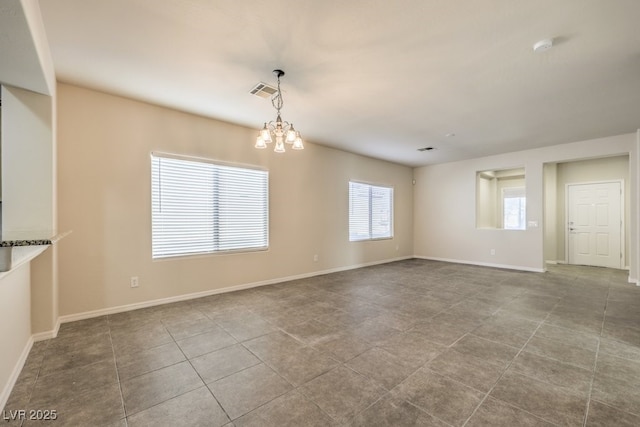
[503,196,526,230]
[216,164,268,251]
[349,182,371,241]
[349,181,393,241]
[151,154,268,258]
[371,185,392,238]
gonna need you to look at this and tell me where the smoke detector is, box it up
[533,39,553,53]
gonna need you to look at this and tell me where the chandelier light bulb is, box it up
[292,132,304,150]
[255,135,267,149]
[260,124,271,142]
[286,126,297,143]
[274,139,286,153]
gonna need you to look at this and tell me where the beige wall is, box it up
[56,83,414,317]
[554,155,630,265]
[543,163,558,262]
[414,133,639,278]
[476,174,496,228]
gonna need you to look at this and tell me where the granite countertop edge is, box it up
[0,231,71,247]
[0,239,53,247]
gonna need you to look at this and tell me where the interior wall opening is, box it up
[543,155,630,270]
[476,167,526,230]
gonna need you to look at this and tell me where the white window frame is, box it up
[349,181,394,241]
[151,152,269,259]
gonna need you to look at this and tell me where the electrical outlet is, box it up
[130,276,139,288]
[313,254,319,262]
[490,249,496,256]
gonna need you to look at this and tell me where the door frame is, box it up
[564,180,625,268]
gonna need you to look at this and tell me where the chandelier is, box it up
[255,69,304,152]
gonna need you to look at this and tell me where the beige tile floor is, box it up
[2,260,640,426]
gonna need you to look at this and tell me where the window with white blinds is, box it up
[151,153,268,259]
[349,181,393,241]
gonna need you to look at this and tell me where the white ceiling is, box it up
[37,0,640,167]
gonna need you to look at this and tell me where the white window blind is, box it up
[349,181,393,241]
[151,153,268,259]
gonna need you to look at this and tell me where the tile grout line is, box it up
[236,332,340,423]
[130,305,295,423]
[349,274,563,424]
[581,340,602,427]
[581,283,610,427]
[460,300,561,427]
[292,363,364,424]
[389,352,559,427]
[444,290,537,355]
[404,399,456,427]
[420,364,559,425]
[107,326,130,426]
[12,340,50,427]
[179,305,236,424]
[119,309,234,423]
[465,322,599,373]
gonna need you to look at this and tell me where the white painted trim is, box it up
[57,256,413,325]
[413,256,545,273]
[32,318,60,342]
[0,336,33,411]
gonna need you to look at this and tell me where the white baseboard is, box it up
[58,256,413,325]
[414,256,545,273]
[0,336,33,411]
[32,318,60,342]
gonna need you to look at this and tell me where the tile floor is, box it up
[2,260,640,426]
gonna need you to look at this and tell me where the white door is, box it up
[567,182,622,269]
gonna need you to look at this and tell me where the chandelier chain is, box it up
[272,74,284,116]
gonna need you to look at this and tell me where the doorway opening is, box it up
[543,155,629,270]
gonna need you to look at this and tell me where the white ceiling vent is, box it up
[250,82,278,99]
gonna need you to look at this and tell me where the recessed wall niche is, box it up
[476,167,526,230]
